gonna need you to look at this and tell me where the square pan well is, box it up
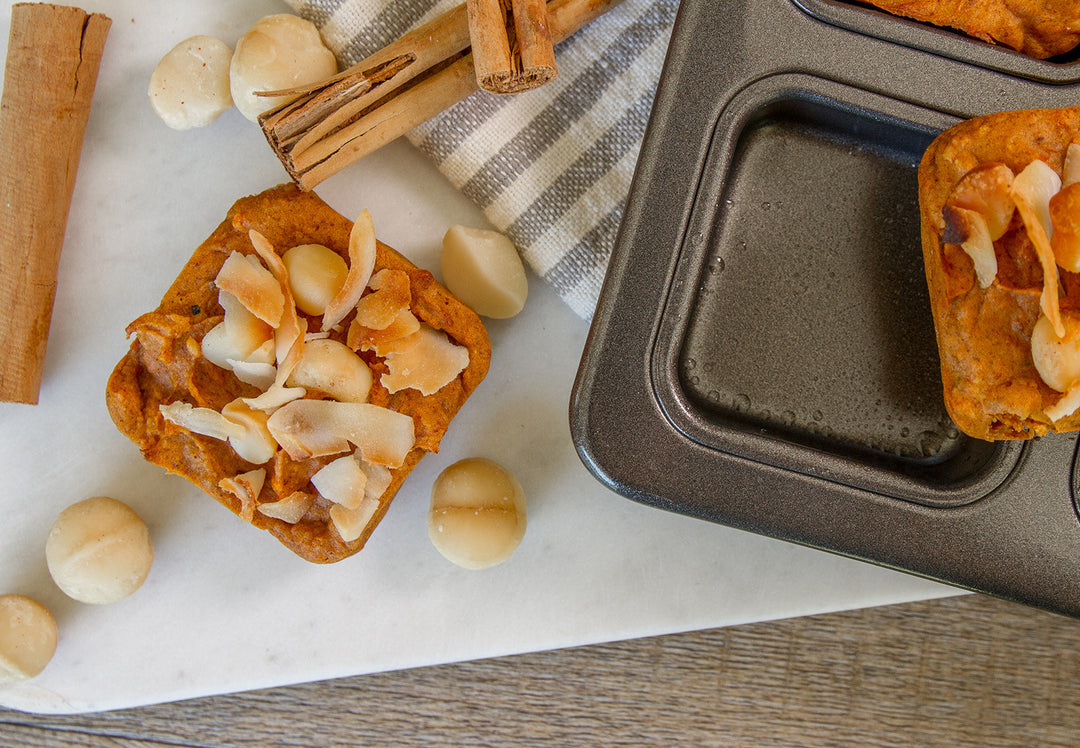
[571,0,1080,616]
[653,76,1019,507]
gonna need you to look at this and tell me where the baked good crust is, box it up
[865,0,1080,59]
[919,106,1080,441]
[106,184,491,562]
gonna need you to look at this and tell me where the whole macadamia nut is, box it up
[441,225,528,318]
[230,14,338,122]
[428,458,526,570]
[0,595,58,684]
[149,35,234,130]
[46,497,154,605]
[283,243,349,316]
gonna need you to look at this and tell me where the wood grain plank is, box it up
[2,594,1078,746]
[0,723,166,748]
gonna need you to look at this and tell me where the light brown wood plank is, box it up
[2,594,1078,746]
[0,723,165,748]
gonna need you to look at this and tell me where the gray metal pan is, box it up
[570,0,1080,616]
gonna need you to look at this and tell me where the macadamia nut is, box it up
[0,595,58,685]
[149,36,234,130]
[283,243,349,316]
[286,338,373,403]
[230,14,338,123]
[428,458,526,569]
[1032,311,1080,392]
[46,497,154,605]
[441,225,528,318]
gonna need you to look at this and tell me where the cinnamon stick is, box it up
[468,0,557,94]
[0,3,110,404]
[260,0,622,191]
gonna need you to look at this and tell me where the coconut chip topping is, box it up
[945,145,1080,422]
[942,162,1015,289]
[158,211,470,542]
[214,250,284,326]
[200,290,273,372]
[219,468,267,522]
[322,209,377,331]
[256,491,314,524]
[1012,159,1064,337]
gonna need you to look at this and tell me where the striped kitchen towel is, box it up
[282,0,679,320]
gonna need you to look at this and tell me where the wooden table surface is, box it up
[1,593,1077,746]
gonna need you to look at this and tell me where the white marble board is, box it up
[0,0,957,714]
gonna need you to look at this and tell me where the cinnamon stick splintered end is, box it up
[468,0,558,94]
[479,65,557,94]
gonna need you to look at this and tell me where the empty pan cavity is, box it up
[654,75,1022,507]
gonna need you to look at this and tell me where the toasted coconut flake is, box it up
[223,468,266,499]
[227,359,277,390]
[322,209,377,331]
[256,491,314,524]
[247,230,287,284]
[221,399,278,464]
[360,460,392,501]
[311,453,368,509]
[1046,382,1080,422]
[285,338,373,403]
[1046,388,1080,422]
[1064,143,1080,188]
[265,401,350,459]
[201,291,273,372]
[380,324,470,396]
[241,382,306,412]
[245,339,276,365]
[244,230,307,411]
[219,468,266,522]
[942,205,998,288]
[347,308,421,353]
[1050,183,1080,272]
[354,268,411,330]
[249,230,304,368]
[266,399,414,466]
[160,400,278,464]
[160,401,245,442]
[946,162,1015,241]
[270,318,306,388]
[372,320,426,357]
[214,251,284,327]
[1012,160,1064,337]
[329,497,381,543]
[344,319,364,352]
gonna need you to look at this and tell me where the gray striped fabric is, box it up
[283,0,679,319]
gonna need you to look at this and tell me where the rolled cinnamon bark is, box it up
[468,0,557,94]
[0,3,111,404]
[260,0,621,190]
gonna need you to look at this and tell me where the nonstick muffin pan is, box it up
[571,0,1080,616]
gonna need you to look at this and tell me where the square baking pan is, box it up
[571,0,1080,616]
